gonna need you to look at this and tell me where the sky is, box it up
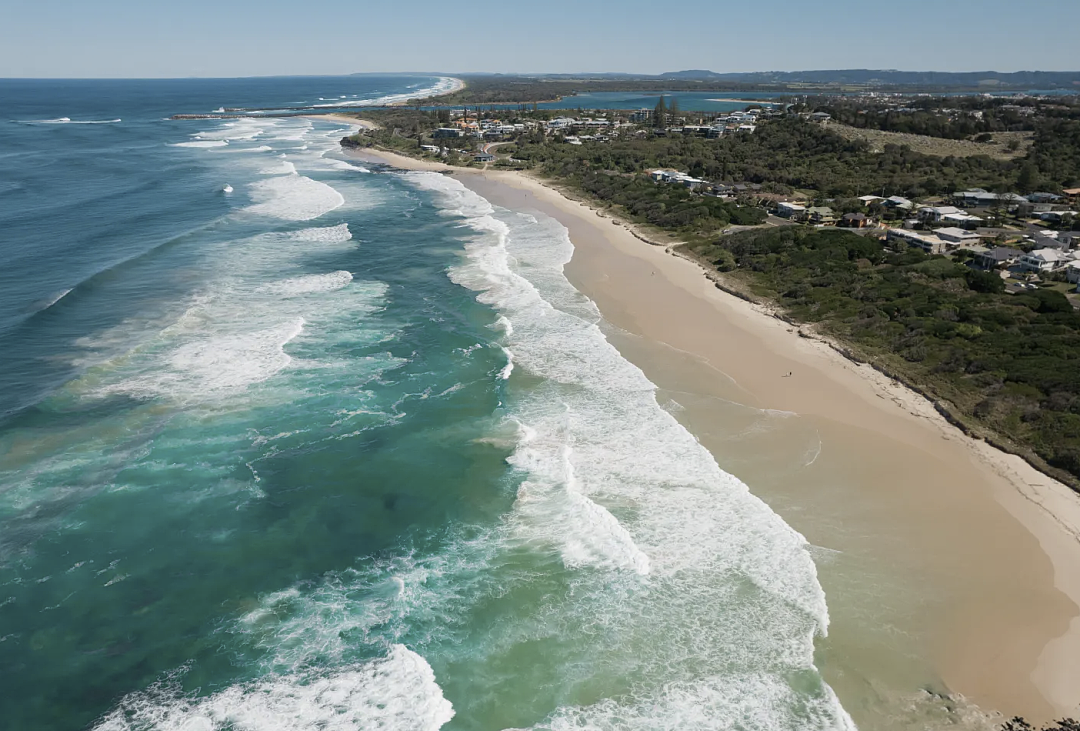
[2,0,1078,78]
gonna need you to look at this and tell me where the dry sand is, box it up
[348,146,1080,728]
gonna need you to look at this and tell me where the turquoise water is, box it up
[1,78,853,730]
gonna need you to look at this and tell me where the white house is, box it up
[1066,260,1080,285]
[858,195,884,206]
[942,212,985,229]
[1019,248,1069,273]
[777,202,806,219]
[884,196,914,210]
[886,228,947,254]
[918,206,963,222]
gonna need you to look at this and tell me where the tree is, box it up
[1017,162,1040,194]
[654,96,667,129]
[669,96,681,122]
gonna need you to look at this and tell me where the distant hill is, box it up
[660,69,1080,89]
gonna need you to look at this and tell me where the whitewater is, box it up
[0,76,853,731]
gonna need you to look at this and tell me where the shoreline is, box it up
[344,145,1080,726]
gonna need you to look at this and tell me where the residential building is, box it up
[1066,260,1080,285]
[941,212,984,229]
[777,202,807,220]
[933,227,982,245]
[433,127,462,139]
[884,196,914,210]
[974,247,1023,269]
[1019,248,1069,273]
[918,206,963,222]
[857,195,884,206]
[886,228,948,254]
[1063,188,1080,203]
[473,152,495,163]
[840,212,871,228]
[807,206,837,225]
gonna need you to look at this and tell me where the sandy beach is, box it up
[348,146,1080,728]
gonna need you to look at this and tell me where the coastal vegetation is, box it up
[684,226,1080,485]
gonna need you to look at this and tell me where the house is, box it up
[886,228,948,254]
[473,152,495,163]
[954,189,1028,209]
[1028,192,1063,204]
[1019,248,1069,273]
[884,196,914,210]
[918,206,963,222]
[807,206,837,225]
[433,127,462,139]
[777,202,807,220]
[1063,188,1080,203]
[933,227,982,245]
[840,212,871,228]
[1066,260,1080,285]
[809,112,832,123]
[858,195,884,206]
[975,247,1023,269]
[941,212,985,229]
[420,144,440,153]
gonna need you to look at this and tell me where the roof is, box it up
[843,212,867,220]
[858,195,884,202]
[1063,188,1080,195]
[933,227,980,238]
[1027,248,1068,262]
[920,206,962,215]
[979,247,1023,261]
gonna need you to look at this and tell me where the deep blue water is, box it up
[0,77,852,731]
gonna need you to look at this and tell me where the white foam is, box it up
[539,673,855,731]
[258,271,353,297]
[170,140,228,148]
[259,160,297,176]
[403,171,852,729]
[310,77,462,108]
[100,318,304,400]
[93,645,454,731]
[28,117,121,124]
[288,223,352,243]
[245,175,344,221]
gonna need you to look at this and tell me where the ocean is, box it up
[0,76,853,730]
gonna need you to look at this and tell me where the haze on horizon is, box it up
[2,0,1079,78]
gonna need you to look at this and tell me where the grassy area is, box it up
[831,124,1033,160]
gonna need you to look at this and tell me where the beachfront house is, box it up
[807,206,837,225]
[886,228,948,255]
[884,196,914,211]
[918,206,964,222]
[1019,248,1069,273]
[974,247,1023,269]
[932,227,982,246]
[840,212,871,228]
[777,202,807,220]
[942,212,984,229]
[1066,260,1080,285]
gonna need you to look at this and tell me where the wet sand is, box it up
[349,147,1080,728]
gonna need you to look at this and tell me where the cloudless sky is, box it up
[2,0,1078,78]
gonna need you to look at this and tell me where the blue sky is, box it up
[2,0,1078,78]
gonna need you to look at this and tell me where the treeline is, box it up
[686,227,1080,485]
[805,97,1043,139]
[510,117,1080,195]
